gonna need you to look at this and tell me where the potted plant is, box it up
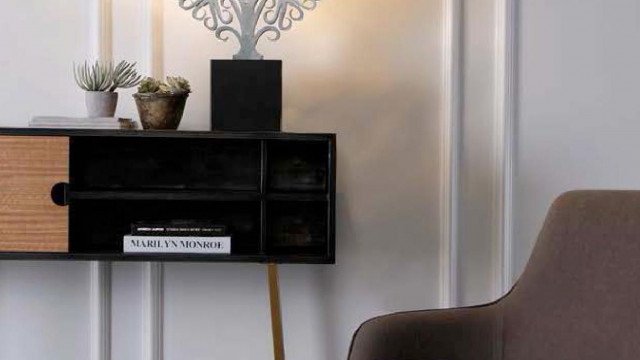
[73,60,142,118]
[133,76,191,130]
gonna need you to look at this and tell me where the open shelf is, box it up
[71,137,262,191]
[266,201,329,257]
[267,140,329,193]
[70,199,262,255]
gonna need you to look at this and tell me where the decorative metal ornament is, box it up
[178,0,321,60]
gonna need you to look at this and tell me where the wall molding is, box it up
[144,0,165,78]
[90,1,113,360]
[492,0,517,298]
[143,263,164,360]
[142,2,165,359]
[439,0,462,309]
[92,0,113,61]
[90,262,112,360]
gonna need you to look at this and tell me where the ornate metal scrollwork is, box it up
[178,0,321,60]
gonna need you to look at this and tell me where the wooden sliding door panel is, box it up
[0,136,69,252]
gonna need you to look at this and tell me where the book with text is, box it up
[123,235,231,254]
[131,221,226,237]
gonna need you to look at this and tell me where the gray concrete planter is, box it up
[134,93,189,130]
[86,91,118,118]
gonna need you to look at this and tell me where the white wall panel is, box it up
[0,261,91,360]
[163,263,271,360]
[0,1,95,359]
[457,0,499,306]
[514,0,640,280]
[111,263,144,360]
[0,0,94,126]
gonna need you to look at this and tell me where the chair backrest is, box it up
[502,191,640,359]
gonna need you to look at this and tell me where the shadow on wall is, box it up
[270,0,443,357]
[283,76,441,359]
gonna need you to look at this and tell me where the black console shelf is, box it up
[0,129,336,264]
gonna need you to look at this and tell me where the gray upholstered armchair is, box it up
[349,191,640,360]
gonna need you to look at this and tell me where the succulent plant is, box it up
[137,76,192,95]
[110,61,142,91]
[73,61,113,92]
[138,77,163,94]
[167,76,191,94]
[73,60,141,92]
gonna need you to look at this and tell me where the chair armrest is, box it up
[348,305,501,360]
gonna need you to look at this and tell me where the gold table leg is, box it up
[267,264,285,360]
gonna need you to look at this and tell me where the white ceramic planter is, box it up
[85,91,118,118]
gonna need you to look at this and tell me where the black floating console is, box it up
[0,129,336,264]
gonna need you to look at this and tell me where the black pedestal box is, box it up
[211,60,282,131]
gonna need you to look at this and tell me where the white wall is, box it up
[451,0,640,296]
[9,0,625,357]
[0,2,95,359]
[458,0,500,306]
[0,1,94,124]
[513,0,640,280]
[0,1,445,359]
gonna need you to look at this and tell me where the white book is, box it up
[30,116,138,129]
[123,235,231,254]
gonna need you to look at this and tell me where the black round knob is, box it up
[51,183,69,206]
